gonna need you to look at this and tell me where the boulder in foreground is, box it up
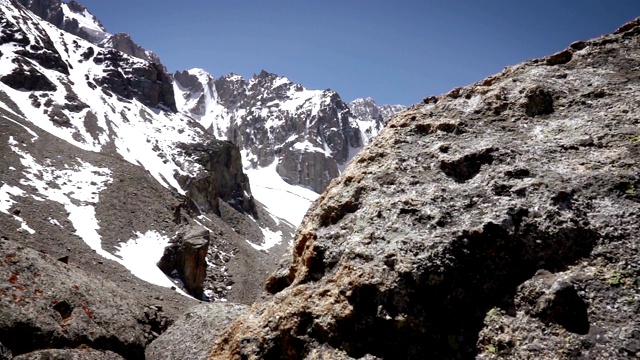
[208,18,640,359]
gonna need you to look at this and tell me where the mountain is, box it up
[2,0,639,359]
[16,0,162,63]
[0,0,405,299]
[0,1,407,356]
[173,69,405,194]
[349,97,406,144]
[0,0,298,330]
[209,17,640,359]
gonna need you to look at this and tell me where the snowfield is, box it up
[245,160,319,227]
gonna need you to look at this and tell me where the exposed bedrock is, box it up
[208,17,640,359]
[177,139,257,217]
[157,225,210,299]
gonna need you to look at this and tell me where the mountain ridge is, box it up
[173,67,405,193]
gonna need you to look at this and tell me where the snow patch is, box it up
[114,231,189,296]
[9,140,116,261]
[293,140,328,154]
[246,227,283,252]
[245,160,319,227]
[0,183,34,234]
[0,182,25,214]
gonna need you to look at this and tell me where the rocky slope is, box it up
[0,1,297,356]
[16,0,162,63]
[173,69,405,194]
[208,18,640,359]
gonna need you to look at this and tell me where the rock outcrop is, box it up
[157,225,210,298]
[178,139,256,216]
[102,32,162,65]
[146,303,247,360]
[92,49,177,111]
[0,238,170,359]
[208,18,640,359]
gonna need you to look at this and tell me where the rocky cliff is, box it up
[208,18,640,359]
[16,0,162,64]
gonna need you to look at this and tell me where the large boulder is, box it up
[0,239,170,359]
[208,18,640,359]
[13,349,124,360]
[157,225,210,298]
[146,303,247,360]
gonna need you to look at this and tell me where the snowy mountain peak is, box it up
[349,97,406,144]
[172,67,408,194]
[174,68,365,193]
[17,0,162,64]
[62,0,106,33]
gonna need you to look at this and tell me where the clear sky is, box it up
[77,1,640,106]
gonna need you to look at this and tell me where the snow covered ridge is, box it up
[17,0,162,64]
[0,0,203,194]
[60,0,106,36]
[173,68,407,197]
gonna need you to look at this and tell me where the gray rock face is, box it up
[146,302,247,360]
[13,349,124,360]
[0,238,170,359]
[177,139,256,216]
[276,148,340,194]
[208,18,640,359]
[92,49,176,111]
[157,225,210,298]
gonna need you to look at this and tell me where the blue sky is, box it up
[79,1,640,105]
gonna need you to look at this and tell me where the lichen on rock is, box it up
[208,17,640,360]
